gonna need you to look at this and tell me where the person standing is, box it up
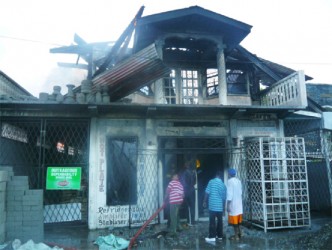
[165,173,184,237]
[203,170,227,242]
[180,161,196,226]
[226,168,243,240]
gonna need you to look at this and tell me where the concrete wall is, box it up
[88,118,151,229]
[87,116,283,229]
[0,167,10,243]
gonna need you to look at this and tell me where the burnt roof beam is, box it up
[236,45,282,82]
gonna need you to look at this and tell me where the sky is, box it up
[0,0,331,97]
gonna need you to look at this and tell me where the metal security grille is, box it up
[0,118,89,223]
[244,137,310,232]
[0,120,43,188]
[284,118,321,136]
[131,151,159,227]
[176,137,226,150]
[225,147,248,218]
[43,120,89,223]
[285,119,332,212]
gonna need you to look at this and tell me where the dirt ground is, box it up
[127,211,332,250]
[4,211,331,250]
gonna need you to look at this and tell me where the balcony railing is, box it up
[260,71,307,108]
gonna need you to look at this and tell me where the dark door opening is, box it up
[159,136,227,222]
[196,154,224,217]
[161,153,224,221]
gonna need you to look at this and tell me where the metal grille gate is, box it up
[244,137,310,232]
[0,118,89,223]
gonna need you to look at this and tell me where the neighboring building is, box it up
[0,70,33,99]
[1,6,329,233]
[285,84,332,213]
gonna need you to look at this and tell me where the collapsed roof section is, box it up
[91,43,170,101]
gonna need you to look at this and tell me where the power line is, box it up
[0,34,331,66]
[0,34,64,47]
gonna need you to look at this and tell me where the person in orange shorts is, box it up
[226,168,243,240]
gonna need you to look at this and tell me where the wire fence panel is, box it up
[0,119,43,188]
[285,119,331,212]
[0,118,90,224]
[130,151,160,227]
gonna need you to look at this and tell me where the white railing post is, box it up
[260,71,307,108]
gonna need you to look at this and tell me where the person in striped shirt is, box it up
[203,170,227,242]
[165,173,184,236]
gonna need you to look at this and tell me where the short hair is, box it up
[216,170,223,177]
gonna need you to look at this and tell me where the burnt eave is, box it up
[138,6,252,32]
[0,102,301,120]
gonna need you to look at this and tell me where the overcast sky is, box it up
[1,0,331,97]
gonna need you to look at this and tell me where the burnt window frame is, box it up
[206,68,219,97]
[106,136,138,206]
[226,69,249,95]
[181,69,199,104]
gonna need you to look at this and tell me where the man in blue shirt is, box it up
[203,170,227,242]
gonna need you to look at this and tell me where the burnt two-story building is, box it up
[1,6,326,233]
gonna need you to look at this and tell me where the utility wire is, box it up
[0,34,64,47]
[0,34,331,65]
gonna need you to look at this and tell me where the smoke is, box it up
[42,67,87,95]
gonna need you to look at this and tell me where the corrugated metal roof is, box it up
[92,43,170,101]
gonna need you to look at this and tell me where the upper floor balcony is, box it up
[127,68,308,109]
[118,43,309,109]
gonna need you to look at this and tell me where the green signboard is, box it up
[46,167,82,190]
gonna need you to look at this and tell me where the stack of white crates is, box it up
[6,176,44,242]
[0,166,44,243]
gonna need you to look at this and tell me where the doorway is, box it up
[159,137,227,222]
[196,154,224,218]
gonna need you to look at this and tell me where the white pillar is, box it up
[217,45,227,105]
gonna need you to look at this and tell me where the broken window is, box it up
[181,70,199,104]
[106,137,138,205]
[227,69,248,95]
[163,69,199,104]
[163,70,176,104]
[206,68,219,96]
[139,84,154,96]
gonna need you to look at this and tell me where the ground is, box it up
[128,212,332,250]
[5,211,331,250]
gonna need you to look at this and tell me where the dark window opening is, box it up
[106,137,138,205]
[227,69,248,95]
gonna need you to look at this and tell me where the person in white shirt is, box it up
[226,168,243,240]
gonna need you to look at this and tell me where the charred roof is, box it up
[133,5,252,53]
